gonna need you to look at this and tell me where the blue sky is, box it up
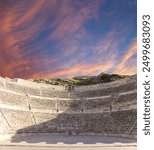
[0,0,137,79]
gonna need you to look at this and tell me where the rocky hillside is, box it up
[32,73,129,86]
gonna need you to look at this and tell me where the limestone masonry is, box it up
[0,75,137,139]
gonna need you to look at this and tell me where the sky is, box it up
[0,0,137,79]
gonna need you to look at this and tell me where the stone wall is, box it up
[0,75,137,138]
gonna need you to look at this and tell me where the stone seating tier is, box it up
[0,76,137,138]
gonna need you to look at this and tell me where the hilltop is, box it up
[32,73,129,86]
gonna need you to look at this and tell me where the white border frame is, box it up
[137,0,154,149]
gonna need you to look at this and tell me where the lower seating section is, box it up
[82,113,109,134]
[130,121,137,135]
[33,113,58,124]
[12,110,136,137]
[0,111,13,134]
[16,114,83,134]
[104,110,137,135]
[0,109,34,131]
[82,96,112,112]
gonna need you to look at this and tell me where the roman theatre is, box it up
[0,75,137,150]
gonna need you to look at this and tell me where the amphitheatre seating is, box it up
[57,99,83,113]
[103,110,137,135]
[0,108,33,131]
[0,75,137,139]
[112,91,137,111]
[41,89,69,98]
[29,97,56,112]
[82,96,112,113]
[71,81,136,98]
[0,90,28,108]
[115,91,137,104]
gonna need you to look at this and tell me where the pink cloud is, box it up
[0,0,136,79]
[113,38,137,75]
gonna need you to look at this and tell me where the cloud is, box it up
[30,64,83,78]
[113,38,137,75]
[56,1,100,36]
[81,62,113,75]
[0,0,136,79]
[14,0,46,26]
[30,61,113,79]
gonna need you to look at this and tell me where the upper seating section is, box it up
[0,76,136,99]
[71,81,136,98]
[0,77,69,98]
[0,76,137,114]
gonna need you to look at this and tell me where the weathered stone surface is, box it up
[0,111,13,134]
[0,75,137,138]
[82,113,109,133]
[71,81,136,98]
[41,90,69,98]
[115,92,137,104]
[18,113,83,134]
[57,100,82,112]
[33,113,58,124]
[104,110,137,135]
[0,78,5,88]
[0,90,28,108]
[29,97,56,111]
[5,82,41,96]
[55,114,83,132]
[0,109,33,130]
[82,96,112,112]
[74,75,137,92]
[112,92,137,111]
[18,113,59,133]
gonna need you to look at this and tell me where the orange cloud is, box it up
[14,0,47,26]
[113,39,137,75]
[30,61,113,79]
[50,0,101,40]
[81,62,113,75]
[0,2,35,78]
[30,64,83,79]
[0,0,136,79]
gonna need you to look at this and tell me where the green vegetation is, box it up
[32,73,129,86]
